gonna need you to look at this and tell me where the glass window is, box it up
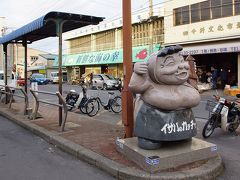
[93,75,102,80]
[222,0,233,17]
[32,74,44,78]
[104,74,115,80]
[182,6,190,24]
[0,74,4,80]
[191,3,200,23]
[235,0,240,15]
[174,8,181,25]
[211,0,221,19]
[201,1,211,21]
[173,0,237,25]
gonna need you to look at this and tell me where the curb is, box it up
[0,107,224,180]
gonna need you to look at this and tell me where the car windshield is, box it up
[52,73,58,77]
[104,74,115,80]
[33,74,44,78]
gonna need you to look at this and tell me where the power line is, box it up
[15,0,59,27]
[27,1,237,53]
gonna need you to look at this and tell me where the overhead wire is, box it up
[30,0,166,51]
[15,0,60,27]
[31,0,235,54]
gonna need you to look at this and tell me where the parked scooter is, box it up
[202,94,240,138]
[65,85,93,114]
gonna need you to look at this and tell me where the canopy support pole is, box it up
[22,39,28,94]
[55,19,66,126]
[3,43,8,104]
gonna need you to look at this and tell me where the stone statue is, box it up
[129,45,201,150]
[186,55,198,90]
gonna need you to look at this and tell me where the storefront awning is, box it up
[54,44,161,67]
[181,41,240,56]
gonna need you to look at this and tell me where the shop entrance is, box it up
[192,53,238,87]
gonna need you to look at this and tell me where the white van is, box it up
[50,71,67,84]
[0,70,17,88]
[50,72,59,83]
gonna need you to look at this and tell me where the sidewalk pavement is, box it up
[0,101,223,180]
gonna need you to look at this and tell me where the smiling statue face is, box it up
[154,53,190,85]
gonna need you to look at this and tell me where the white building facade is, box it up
[59,5,164,82]
[164,0,240,87]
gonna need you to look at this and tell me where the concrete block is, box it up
[116,137,218,173]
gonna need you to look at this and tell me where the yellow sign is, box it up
[39,69,46,74]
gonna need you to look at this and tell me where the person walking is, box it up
[211,66,218,89]
[220,69,227,89]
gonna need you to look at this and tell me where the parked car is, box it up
[91,74,121,90]
[17,77,25,86]
[30,73,48,85]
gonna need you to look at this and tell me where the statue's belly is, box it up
[134,102,197,141]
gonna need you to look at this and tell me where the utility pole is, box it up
[122,0,134,138]
[149,0,154,54]
[149,0,153,17]
[0,25,8,71]
[1,25,8,37]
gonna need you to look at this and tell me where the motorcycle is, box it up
[65,85,91,114]
[202,94,240,138]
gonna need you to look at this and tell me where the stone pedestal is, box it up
[116,137,218,173]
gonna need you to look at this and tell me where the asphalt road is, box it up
[0,115,115,180]
[196,119,240,180]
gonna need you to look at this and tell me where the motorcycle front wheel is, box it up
[79,98,88,114]
[87,98,100,117]
[67,105,73,111]
[202,114,218,138]
[66,100,74,111]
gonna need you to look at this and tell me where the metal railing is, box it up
[0,85,29,114]
[29,89,68,131]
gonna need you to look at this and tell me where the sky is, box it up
[0,0,161,53]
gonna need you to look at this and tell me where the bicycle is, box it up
[86,91,122,117]
[66,84,98,116]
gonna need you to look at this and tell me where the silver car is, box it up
[91,74,121,90]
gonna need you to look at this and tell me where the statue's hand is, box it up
[134,62,148,75]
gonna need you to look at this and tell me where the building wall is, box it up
[61,6,164,82]
[8,45,48,78]
[67,18,164,54]
[164,0,240,86]
[164,0,240,45]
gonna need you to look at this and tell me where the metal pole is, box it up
[3,44,7,86]
[23,39,28,94]
[149,0,154,54]
[122,0,134,138]
[56,19,64,126]
[3,43,8,104]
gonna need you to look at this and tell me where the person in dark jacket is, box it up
[220,69,227,89]
[211,66,218,89]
